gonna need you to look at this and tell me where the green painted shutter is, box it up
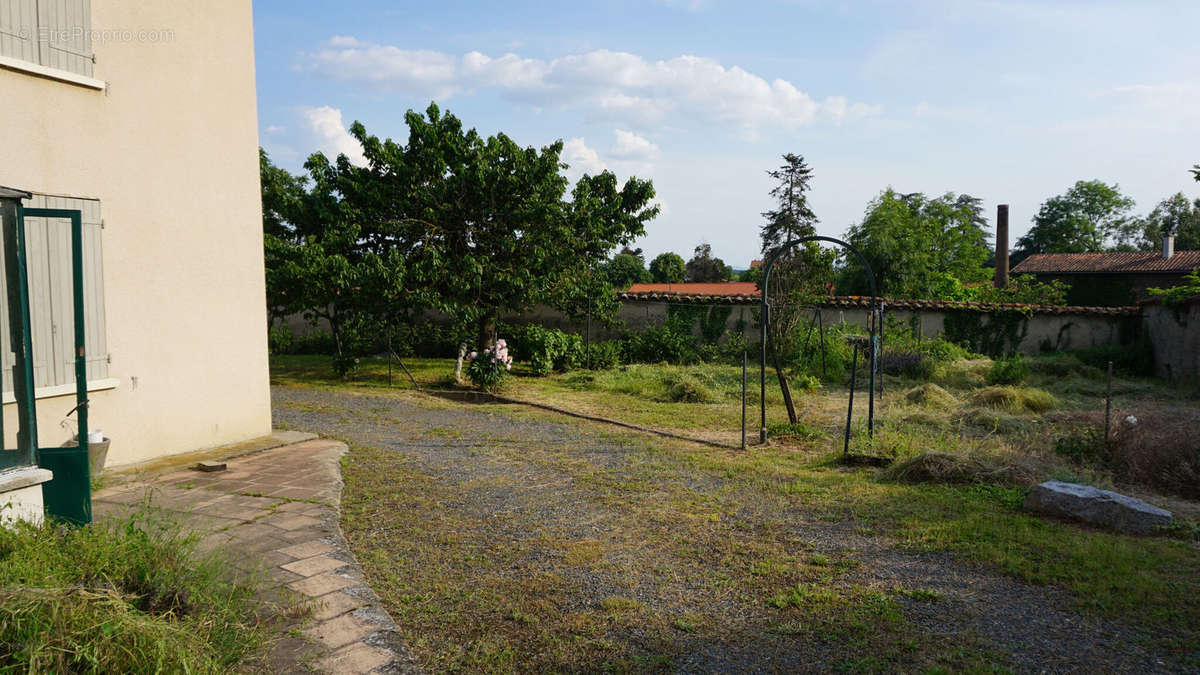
[36,0,92,76]
[0,0,38,65]
[3,195,107,396]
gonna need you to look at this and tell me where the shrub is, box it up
[622,320,697,365]
[267,327,293,355]
[904,383,958,410]
[986,355,1028,386]
[396,322,473,358]
[586,341,622,370]
[513,325,583,375]
[465,339,513,391]
[0,507,266,673]
[696,331,750,365]
[332,353,360,378]
[971,386,1057,413]
[290,331,335,355]
[1054,428,1106,463]
[880,348,936,379]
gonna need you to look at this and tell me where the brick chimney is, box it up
[994,204,1010,288]
[1163,233,1175,259]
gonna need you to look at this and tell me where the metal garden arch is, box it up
[758,236,881,447]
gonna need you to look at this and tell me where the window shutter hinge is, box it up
[100,219,105,229]
[106,354,111,364]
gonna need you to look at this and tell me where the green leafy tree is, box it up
[684,244,733,282]
[839,189,991,298]
[260,149,411,366]
[1134,193,1200,251]
[649,252,686,283]
[760,153,818,253]
[1012,180,1136,263]
[343,104,659,350]
[605,249,652,289]
[1191,164,1199,182]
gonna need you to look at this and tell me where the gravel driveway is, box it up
[273,385,1187,673]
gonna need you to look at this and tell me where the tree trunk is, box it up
[454,342,468,385]
[477,315,497,351]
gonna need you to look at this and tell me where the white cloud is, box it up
[561,137,607,183]
[264,125,285,135]
[303,41,878,133]
[610,129,659,161]
[299,105,366,166]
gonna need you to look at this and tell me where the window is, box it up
[0,0,93,77]
[1,194,108,395]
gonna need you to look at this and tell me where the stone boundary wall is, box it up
[502,298,1136,357]
[1141,297,1200,381]
[280,296,1154,361]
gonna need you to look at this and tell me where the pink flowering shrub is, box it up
[465,338,513,392]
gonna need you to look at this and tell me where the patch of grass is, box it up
[986,355,1029,386]
[767,420,826,441]
[0,506,269,673]
[904,383,959,410]
[663,373,718,403]
[971,386,1057,413]
[964,409,1031,436]
[883,451,1035,487]
[894,586,942,602]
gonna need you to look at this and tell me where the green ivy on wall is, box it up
[942,309,1030,357]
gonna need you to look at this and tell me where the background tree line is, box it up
[603,160,1200,306]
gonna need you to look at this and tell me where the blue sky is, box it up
[254,0,1200,267]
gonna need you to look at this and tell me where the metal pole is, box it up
[387,338,393,386]
[868,309,876,439]
[760,304,767,444]
[845,343,859,457]
[1104,361,1113,449]
[741,349,747,450]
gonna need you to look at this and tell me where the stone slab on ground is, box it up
[1025,480,1174,534]
[93,438,421,674]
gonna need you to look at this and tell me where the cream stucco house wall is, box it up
[0,0,271,498]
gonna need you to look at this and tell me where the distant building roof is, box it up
[626,282,760,295]
[1012,251,1200,275]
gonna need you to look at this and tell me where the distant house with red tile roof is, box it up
[1011,239,1200,306]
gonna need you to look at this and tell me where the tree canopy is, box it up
[604,248,652,289]
[684,244,733,282]
[263,103,659,352]
[1134,193,1200,252]
[839,189,991,298]
[648,252,686,283]
[760,153,818,254]
[1012,180,1136,262]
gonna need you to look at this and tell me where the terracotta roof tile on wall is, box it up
[615,290,1140,317]
[1012,251,1200,274]
[626,282,761,295]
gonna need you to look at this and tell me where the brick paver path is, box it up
[93,438,420,674]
